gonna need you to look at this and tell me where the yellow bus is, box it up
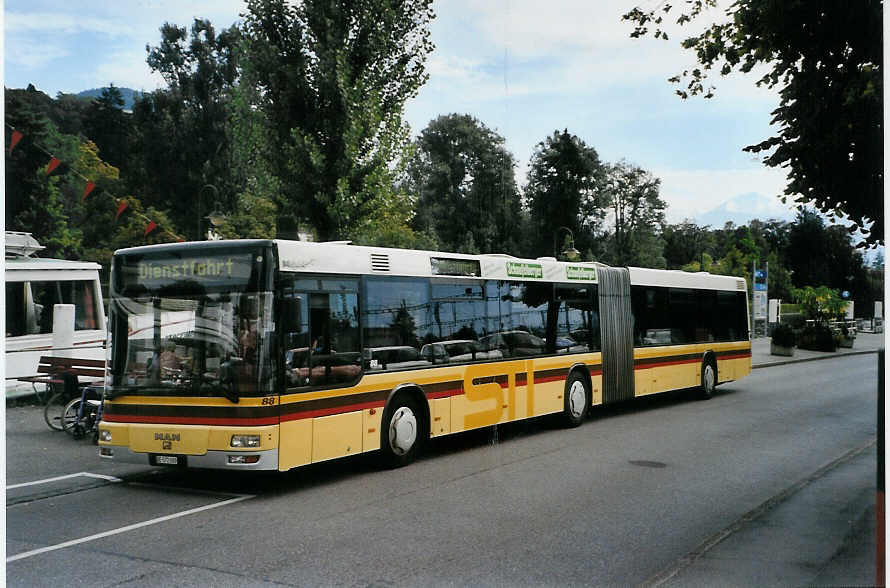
[98,240,751,470]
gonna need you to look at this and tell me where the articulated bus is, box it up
[98,240,751,470]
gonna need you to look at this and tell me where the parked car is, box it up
[364,346,430,371]
[285,347,361,386]
[478,330,545,357]
[555,336,588,353]
[420,339,503,364]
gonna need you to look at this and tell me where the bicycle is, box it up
[42,374,81,432]
[61,385,104,442]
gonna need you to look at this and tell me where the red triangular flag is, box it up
[45,156,61,175]
[115,201,128,220]
[82,181,96,202]
[8,130,23,155]
[144,221,158,236]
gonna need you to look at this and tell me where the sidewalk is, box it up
[658,332,885,587]
[751,330,885,369]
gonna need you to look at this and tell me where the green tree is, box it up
[239,0,435,241]
[83,84,130,169]
[525,129,606,259]
[408,113,522,254]
[623,0,883,246]
[140,18,242,239]
[663,220,715,269]
[6,87,83,258]
[602,161,666,267]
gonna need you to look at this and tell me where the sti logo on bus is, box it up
[463,360,534,429]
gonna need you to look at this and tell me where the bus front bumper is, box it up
[99,445,279,470]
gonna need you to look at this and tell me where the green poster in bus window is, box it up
[506,261,543,279]
[566,265,597,282]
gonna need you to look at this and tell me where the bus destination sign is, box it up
[566,265,597,282]
[118,252,258,293]
[506,261,543,279]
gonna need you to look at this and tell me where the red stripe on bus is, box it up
[535,375,566,384]
[426,387,462,399]
[634,358,701,370]
[280,400,386,422]
[718,352,752,360]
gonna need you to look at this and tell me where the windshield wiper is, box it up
[218,360,241,404]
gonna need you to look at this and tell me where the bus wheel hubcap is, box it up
[704,365,715,391]
[389,407,417,455]
[569,381,586,418]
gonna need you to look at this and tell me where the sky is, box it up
[4,0,802,227]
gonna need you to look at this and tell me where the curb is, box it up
[644,439,877,587]
[753,348,882,369]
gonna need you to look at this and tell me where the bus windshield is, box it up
[110,292,273,400]
[108,244,274,400]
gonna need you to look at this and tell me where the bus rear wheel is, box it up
[562,371,589,427]
[380,395,423,468]
[698,358,717,400]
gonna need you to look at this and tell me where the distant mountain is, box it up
[694,192,796,228]
[76,87,143,110]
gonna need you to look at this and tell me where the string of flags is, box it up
[6,123,183,242]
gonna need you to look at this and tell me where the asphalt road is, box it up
[6,354,878,586]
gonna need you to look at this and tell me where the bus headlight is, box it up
[99,429,112,442]
[230,434,260,448]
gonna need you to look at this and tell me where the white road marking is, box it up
[6,472,122,490]
[7,493,254,562]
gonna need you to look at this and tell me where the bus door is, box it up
[278,277,361,468]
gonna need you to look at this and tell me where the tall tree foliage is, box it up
[623,0,883,246]
[408,113,522,254]
[239,0,434,241]
[83,84,129,169]
[139,19,242,239]
[603,162,666,267]
[525,130,606,259]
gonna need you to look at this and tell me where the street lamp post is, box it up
[554,226,580,261]
[198,184,219,240]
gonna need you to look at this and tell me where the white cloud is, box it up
[88,49,166,93]
[5,38,69,69]
[435,0,778,104]
[652,166,794,223]
[5,12,135,36]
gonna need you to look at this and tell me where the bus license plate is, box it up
[154,454,180,466]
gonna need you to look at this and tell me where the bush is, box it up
[771,324,796,348]
[798,325,837,352]
[781,313,806,331]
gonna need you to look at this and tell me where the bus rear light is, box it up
[228,454,260,464]
[230,434,260,448]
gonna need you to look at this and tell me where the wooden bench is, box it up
[18,356,105,388]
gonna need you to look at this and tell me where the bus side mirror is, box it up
[281,297,302,332]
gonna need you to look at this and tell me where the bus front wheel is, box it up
[562,371,589,427]
[698,358,717,400]
[380,395,423,468]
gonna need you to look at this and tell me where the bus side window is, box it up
[281,292,311,387]
[309,292,360,386]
